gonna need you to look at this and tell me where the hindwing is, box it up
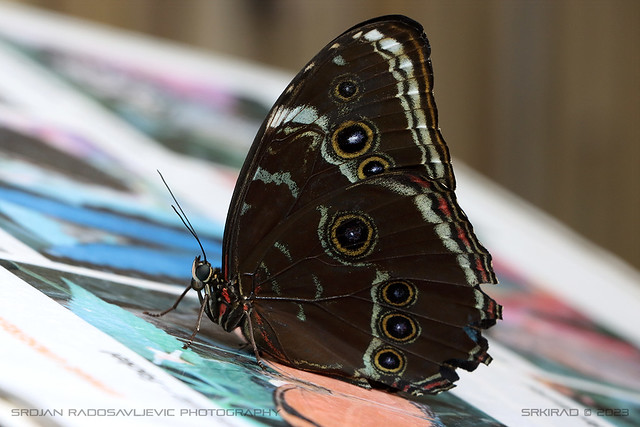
[242,172,499,394]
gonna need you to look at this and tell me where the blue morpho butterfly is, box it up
[148,15,501,395]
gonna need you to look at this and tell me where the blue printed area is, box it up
[65,279,279,416]
[0,186,223,278]
[1,161,224,235]
[50,244,219,278]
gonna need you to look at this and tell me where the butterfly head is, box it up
[190,255,216,291]
[191,255,223,321]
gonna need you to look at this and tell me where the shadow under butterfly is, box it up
[148,15,502,396]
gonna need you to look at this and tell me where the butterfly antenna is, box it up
[157,170,208,262]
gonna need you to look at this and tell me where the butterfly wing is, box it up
[222,15,500,394]
[244,171,499,394]
[223,15,454,276]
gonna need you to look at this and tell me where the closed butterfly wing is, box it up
[224,15,455,275]
[243,171,498,394]
[216,15,500,395]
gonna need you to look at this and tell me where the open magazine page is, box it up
[0,3,638,426]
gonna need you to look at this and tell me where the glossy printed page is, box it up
[0,4,638,427]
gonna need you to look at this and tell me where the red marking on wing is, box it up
[475,258,489,282]
[252,311,288,361]
[437,196,451,218]
[254,311,263,325]
[408,174,431,188]
[456,224,471,248]
[422,378,449,392]
[477,353,490,363]
[486,298,499,316]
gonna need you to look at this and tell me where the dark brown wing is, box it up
[222,15,500,395]
[223,15,454,278]
[244,171,499,395]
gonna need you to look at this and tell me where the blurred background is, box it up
[5,0,639,271]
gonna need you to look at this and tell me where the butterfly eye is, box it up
[195,264,212,282]
[191,257,213,290]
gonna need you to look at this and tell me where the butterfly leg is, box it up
[143,284,193,317]
[180,292,209,349]
[244,309,267,370]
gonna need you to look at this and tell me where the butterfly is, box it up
[150,14,501,396]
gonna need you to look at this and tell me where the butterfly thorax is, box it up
[191,256,246,332]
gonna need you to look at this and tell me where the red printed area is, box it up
[270,361,441,426]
